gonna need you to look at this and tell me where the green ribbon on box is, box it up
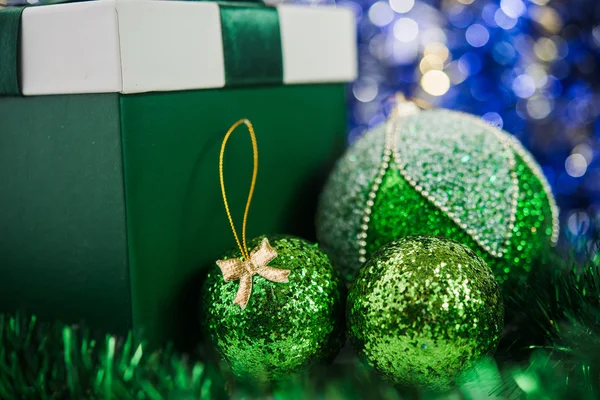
[220,3,283,86]
[0,2,283,96]
[0,7,24,96]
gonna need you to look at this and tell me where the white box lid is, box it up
[19,0,357,96]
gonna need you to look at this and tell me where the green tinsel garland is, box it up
[499,234,600,399]
[0,314,223,399]
[1,235,599,399]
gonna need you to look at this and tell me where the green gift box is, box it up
[0,0,356,347]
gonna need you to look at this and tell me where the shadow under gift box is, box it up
[0,0,357,348]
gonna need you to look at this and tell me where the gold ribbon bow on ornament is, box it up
[217,238,290,309]
[216,119,291,310]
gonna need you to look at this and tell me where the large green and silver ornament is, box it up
[317,100,559,285]
[347,236,504,390]
[200,235,345,383]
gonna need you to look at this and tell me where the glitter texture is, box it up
[317,108,558,284]
[200,235,345,382]
[346,236,504,390]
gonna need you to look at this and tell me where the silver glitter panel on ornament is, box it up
[316,125,386,277]
[394,109,518,255]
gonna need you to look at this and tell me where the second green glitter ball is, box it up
[347,236,504,390]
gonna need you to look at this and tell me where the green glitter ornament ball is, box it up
[317,106,559,285]
[347,236,504,390]
[200,235,345,383]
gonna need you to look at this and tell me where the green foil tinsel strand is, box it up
[0,314,222,399]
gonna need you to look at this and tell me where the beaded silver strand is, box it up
[357,102,418,264]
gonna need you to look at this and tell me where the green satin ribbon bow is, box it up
[0,1,283,96]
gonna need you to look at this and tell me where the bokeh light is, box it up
[482,112,504,129]
[419,54,444,73]
[389,0,414,14]
[394,18,419,42]
[534,38,558,61]
[494,9,518,30]
[424,42,450,62]
[466,24,490,48]
[513,75,537,98]
[368,1,394,27]
[421,70,451,96]
[566,154,588,178]
[567,210,591,236]
[500,0,526,19]
[527,96,553,120]
[353,78,379,103]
